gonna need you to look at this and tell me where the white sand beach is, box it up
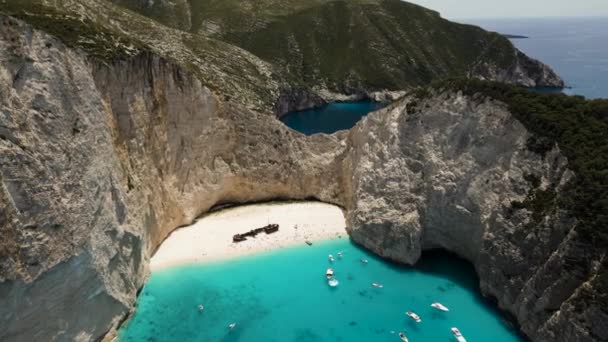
[150,202,347,271]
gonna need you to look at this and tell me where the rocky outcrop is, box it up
[0,12,600,342]
[274,87,408,117]
[344,92,602,341]
[274,88,327,116]
[471,50,565,88]
[0,15,345,341]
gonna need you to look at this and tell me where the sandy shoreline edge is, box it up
[150,202,348,272]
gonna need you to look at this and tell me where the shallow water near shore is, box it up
[280,101,385,135]
[120,239,523,342]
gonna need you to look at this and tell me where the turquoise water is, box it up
[120,239,523,342]
[280,102,385,135]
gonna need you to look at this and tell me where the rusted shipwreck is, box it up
[233,224,279,243]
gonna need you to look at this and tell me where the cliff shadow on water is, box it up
[349,241,528,340]
[414,250,529,341]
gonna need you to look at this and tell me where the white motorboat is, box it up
[406,311,422,323]
[228,323,236,330]
[398,332,409,342]
[329,254,335,262]
[371,282,383,288]
[431,302,449,312]
[360,259,369,264]
[326,268,334,279]
[451,327,467,342]
[337,251,343,258]
[328,278,339,287]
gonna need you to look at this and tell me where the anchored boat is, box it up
[431,302,449,312]
[406,311,422,323]
[451,327,467,342]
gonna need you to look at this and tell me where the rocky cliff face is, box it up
[344,93,603,342]
[471,50,565,88]
[0,11,601,342]
[0,15,345,341]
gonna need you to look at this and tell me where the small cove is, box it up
[280,101,386,135]
[120,238,524,342]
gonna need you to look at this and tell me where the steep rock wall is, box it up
[344,93,600,341]
[0,16,346,341]
[471,50,565,88]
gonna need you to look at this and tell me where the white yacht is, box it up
[406,311,422,323]
[451,327,467,342]
[431,302,449,312]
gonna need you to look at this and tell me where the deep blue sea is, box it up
[468,17,608,99]
[280,101,385,135]
[120,239,523,342]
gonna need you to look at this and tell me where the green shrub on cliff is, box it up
[110,0,544,92]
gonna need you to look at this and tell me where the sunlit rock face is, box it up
[343,93,600,342]
[0,15,345,341]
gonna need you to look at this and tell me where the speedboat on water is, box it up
[326,268,334,279]
[398,332,409,342]
[337,251,343,258]
[228,323,236,330]
[360,259,369,264]
[329,254,335,262]
[431,302,449,312]
[451,327,467,342]
[328,278,339,287]
[371,282,383,288]
[405,311,422,323]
